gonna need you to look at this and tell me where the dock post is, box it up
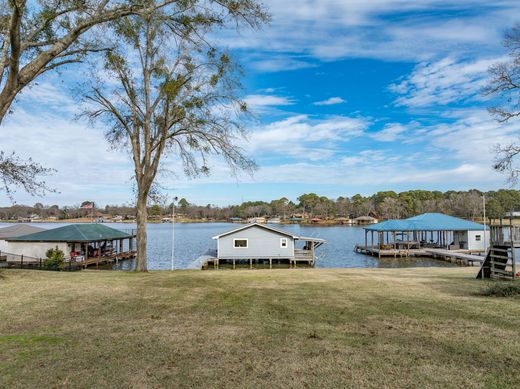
[249,258,252,269]
[269,258,272,269]
[233,259,236,270]
[393,232,396,259]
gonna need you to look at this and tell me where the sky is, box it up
[3,0,520,207]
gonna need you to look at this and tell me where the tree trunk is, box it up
[135,191,148,272]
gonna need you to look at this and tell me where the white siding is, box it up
[0,239,8,253]
[217,225,294,259]
[453,230,489,251]
[467,230,490,251]
[6,241,70,259]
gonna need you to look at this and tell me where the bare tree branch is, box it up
[485,23,520,182]
[0,151,56,198]
[80,5,266,270]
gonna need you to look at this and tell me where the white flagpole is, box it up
[171,197,178,271]
[483,195,487,254]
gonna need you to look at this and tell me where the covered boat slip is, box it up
[4,224,136,269]
[207,223,326,269]
[355,213,489,264]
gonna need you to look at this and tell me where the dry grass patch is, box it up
[0,267,520,388]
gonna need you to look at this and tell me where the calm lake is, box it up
[0,222,458,269]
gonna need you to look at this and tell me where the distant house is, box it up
[247,217,267,224]
[354,216,378,225]
[0,224,46,253]
[335,217,354,225]
[212,223,325,265]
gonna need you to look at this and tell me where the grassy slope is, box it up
[0,268,519,388]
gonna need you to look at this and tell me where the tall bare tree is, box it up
[485,23,520,183]
[82,5,267,271]
[0,0,266,196]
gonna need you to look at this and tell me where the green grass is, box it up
[1,267,520,388]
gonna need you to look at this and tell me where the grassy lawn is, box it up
[1,267,520,388]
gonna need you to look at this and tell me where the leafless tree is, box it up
[81,5,268,271]
[0,0,267,196]
[485,23,520,182]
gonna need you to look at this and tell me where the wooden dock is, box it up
[355,245,428,258]
[422,248,484,266]
[1,250,136,270]
[355,244,484,266]
[194,256,314,270]
[80,250,136,269]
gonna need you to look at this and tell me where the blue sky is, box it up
[3,0,520,207]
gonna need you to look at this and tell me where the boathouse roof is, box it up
[212,223,326,242]
[7,224,133,243]
[0,224,46,239]
[364,213,485,232]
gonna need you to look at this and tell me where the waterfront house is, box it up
[6,224,136,263]
[354,216,378,225]
[247,216,267,224]
[0,224,46,253]
[211,223,325,267]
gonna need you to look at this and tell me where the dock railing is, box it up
[0,250,83,271]
[490,224,520,246]
[294,249,313,259]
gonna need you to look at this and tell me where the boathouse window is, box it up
[280,238,288,248]
[233,239,248,248]
[475,235,481,241]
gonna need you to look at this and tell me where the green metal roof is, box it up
[8,224,133,242]
[364,213,485,232]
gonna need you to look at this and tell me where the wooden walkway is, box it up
[355,245,428,257]
[422,249,484,266]
[355,244,485,266]
[80,250,136,268]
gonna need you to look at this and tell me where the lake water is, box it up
[0,222,458,269]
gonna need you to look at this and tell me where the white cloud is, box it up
[369,123,409,142]
[216,0,518,66]
[248,114,369,160]
[243,94,294,108]
[1,107,135,206]
[313,97,346,106]
[249,56,317,72]
[390,56,503,107]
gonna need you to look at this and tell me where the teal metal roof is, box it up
[365,213,485,232]
[8,224,133,242]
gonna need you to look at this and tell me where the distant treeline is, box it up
[2,189,520,221]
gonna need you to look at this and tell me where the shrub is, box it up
[43,248,65,271]
[482,283,520,297]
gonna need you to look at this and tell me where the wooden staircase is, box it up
[477,222,519,280]
[477,245,516,280]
